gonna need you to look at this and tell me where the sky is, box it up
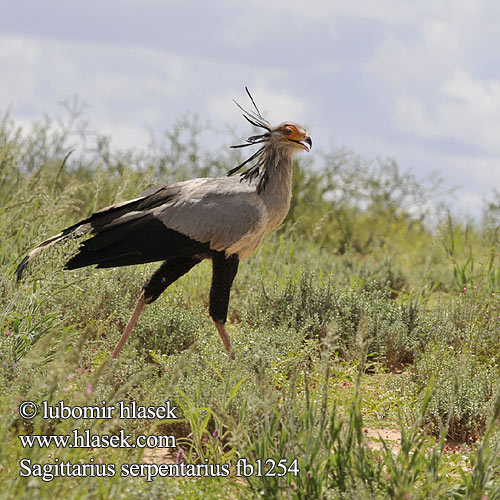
[1,0,499,218]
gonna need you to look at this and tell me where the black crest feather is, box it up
[228,88,271,188]
[232,87,271,132]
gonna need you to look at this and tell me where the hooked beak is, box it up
[290,136,312,152]
[294,136,312,152]
[302,136,312,152]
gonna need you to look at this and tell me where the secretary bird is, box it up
[16,89,312,359]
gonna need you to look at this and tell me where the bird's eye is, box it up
[284,127,293,136]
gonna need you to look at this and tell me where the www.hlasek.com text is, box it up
[19,429,176,449]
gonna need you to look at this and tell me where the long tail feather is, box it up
[15,191,158,280]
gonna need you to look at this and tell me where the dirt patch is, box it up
[364,428,401,452]
[142,447,178,464]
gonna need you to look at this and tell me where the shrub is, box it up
[404,344,498,442]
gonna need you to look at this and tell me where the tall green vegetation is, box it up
[0,104,499,498]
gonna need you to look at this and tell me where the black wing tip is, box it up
[15,256,30,282]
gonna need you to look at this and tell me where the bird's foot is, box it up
[214,321,235,360]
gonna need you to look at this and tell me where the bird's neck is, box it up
[262,146,293,192]
[258,146,293,229]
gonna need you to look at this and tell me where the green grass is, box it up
[0,107,499,498]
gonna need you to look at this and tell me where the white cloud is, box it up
[0,35,195,149]
[395,72,500,152]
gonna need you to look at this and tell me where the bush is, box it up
[404,344,498,442]
[246,273,427,370]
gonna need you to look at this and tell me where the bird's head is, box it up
[270,122,312,153]
[227,88,312,178]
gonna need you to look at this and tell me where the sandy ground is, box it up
[364,428,402,452]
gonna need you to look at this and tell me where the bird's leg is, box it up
[112,257,201,358]
[209,252,239,359]
[112,292,146,358]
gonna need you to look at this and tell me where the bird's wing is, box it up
[87,177,265,251]
[71,177,265,267]
[155,177,267,253]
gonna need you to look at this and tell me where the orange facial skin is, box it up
[281,124,312,151]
